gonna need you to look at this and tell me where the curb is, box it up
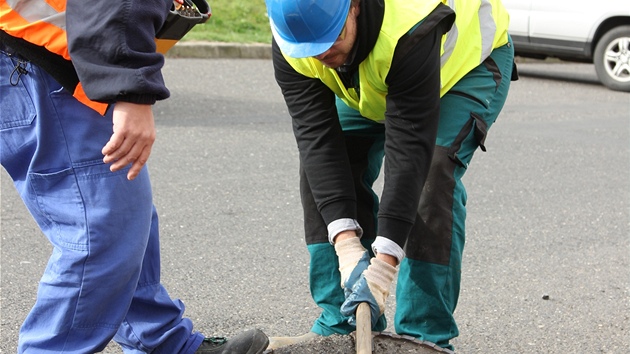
[165,42,567,63]
[165,41,272,59]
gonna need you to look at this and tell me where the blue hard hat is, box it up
[266,0,351,58]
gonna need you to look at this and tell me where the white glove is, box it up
[334,237,368,288]
[341,257,397,328]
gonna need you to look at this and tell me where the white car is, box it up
[503,0,630,92]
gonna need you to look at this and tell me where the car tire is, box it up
[593,25,630,92]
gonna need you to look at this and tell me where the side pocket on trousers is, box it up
[446,112,488,168]
[28,168,89,250]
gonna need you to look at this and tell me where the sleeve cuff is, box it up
[371,236,405,263]
[327,218,363,244]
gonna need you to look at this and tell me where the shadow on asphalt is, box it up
[515,60,603,87]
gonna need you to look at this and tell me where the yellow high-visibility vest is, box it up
[284,0,510,122]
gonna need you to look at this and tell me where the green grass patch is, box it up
[184,0,272,44]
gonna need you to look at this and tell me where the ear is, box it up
[352,1,361,16]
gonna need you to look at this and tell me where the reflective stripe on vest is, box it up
[1,0,69,59]
[1,0,109,115]
[440,0,509,92]
[284,0,510,122]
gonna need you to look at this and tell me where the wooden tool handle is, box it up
[356,302,372,354]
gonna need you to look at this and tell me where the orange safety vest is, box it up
[0,0,109,115]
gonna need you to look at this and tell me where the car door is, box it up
[504,0,629,56]
[502,0,530,40]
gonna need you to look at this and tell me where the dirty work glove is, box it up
[334,237,369,288]
[340,258,397,328]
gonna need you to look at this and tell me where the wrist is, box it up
[375,252,398,267]
[334,230,358,244]
[327,218,363,244]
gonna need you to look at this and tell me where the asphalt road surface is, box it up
[1,59,628,353]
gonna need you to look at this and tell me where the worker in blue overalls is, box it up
[0,0,268,352]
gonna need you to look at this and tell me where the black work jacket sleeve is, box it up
[377,20,447,245]
[272,40,359,223]
[66,0,172,104]
[271,5,454,245]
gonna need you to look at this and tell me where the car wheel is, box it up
[593,25,630,92]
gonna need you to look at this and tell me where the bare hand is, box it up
[102,102,156,180]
